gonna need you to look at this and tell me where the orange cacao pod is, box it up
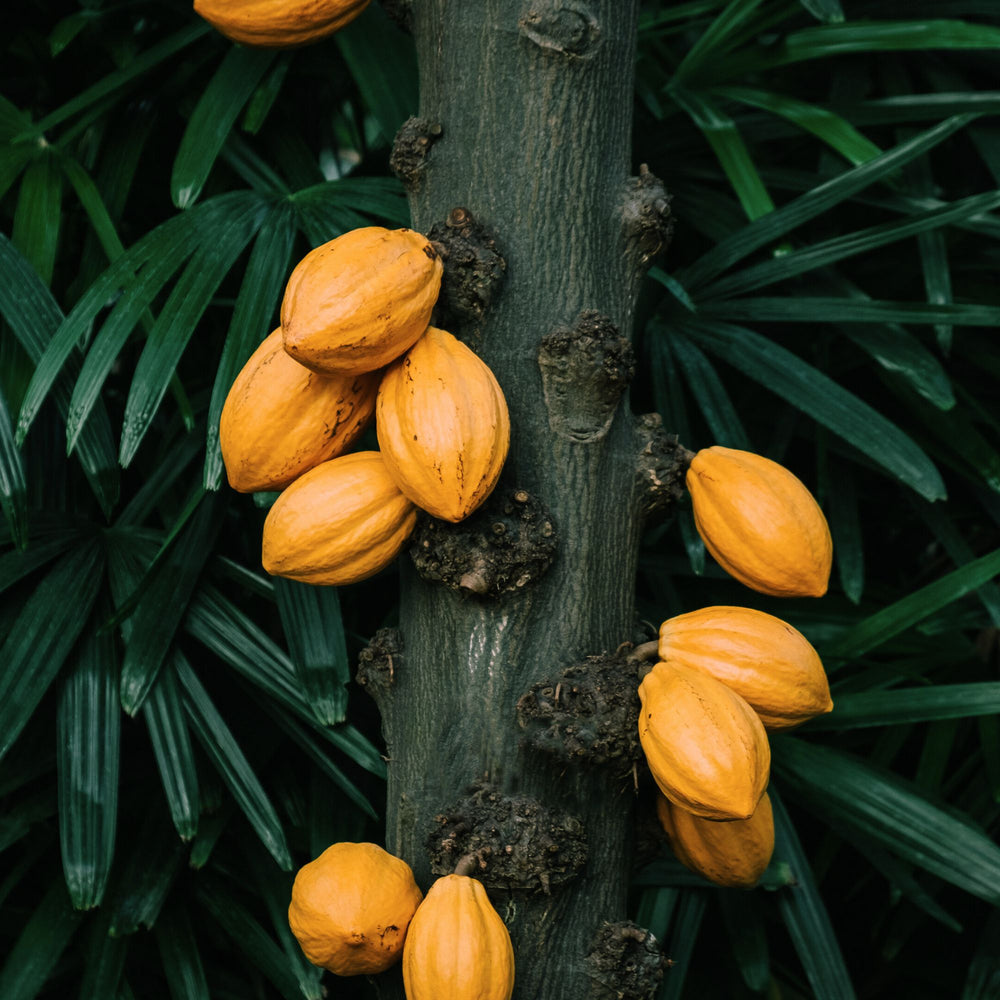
[638,661,770,820]
[193,0,370,47]
[219,328,378,493]
[288,842,422,975]
[261,451,417,586]
[376,326,510,522]
[686,446,833,598]
[658,606,833,729]
[656,791,774,889]
[281,227,443,375]
[402,874,515,1000]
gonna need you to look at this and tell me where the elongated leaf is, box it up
[108,807,187,936]
[701,296,1000,327]
[118,490,227,716]
[808,683,1000,730]
[290,176,410,225]
[673,0,765,83]
[964,910,1000,1000]
[774,737,1000,904]
[0,538,104,764]
[676,317,946,500]
[32,24,211,135]
[701,189,1000,300]
[770,789,857,1000]
[0,234,119,513]
[274,577,350,726]
[11,152,63,286]
[195,882,305,1000]
[119,195,268,465]
[718,890,770,993]
[673,89,776,221]
[183,584,386,776]
[826,461,864,604]
[175,653,291,869]
[154,905,210,1000]
[824,546,1000,661]
[241,842,323,1000]
[268,703,378,819]
[797,0,843,23]
[0,383,27,549]
[203,201,296,490]
[143,665,201,842]
[16,208,199,445]
[79,908,128,1000]
[57,153,126,264]
[0,878,82,1000]
[668,331,749,449]
[57,620,120,910]
[0,531,78,596]
[659,890,708,1000]
[335,4,418,144]
[717,85,879,164]
[172,46,277,209]
[679,115,976,290]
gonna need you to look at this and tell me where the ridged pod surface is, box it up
[638,662,770,820]
[686,446,833,598]
[219,328,378,493]
[656,792,774,889]
[261,451,417,586]
[658,606,833,729]
[402,874,515,1000]
[281,227,443,375]
[193,0,370,47]
[376,326,510,522]
[288,842,422,975]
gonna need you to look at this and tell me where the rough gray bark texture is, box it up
[366,2,681,997]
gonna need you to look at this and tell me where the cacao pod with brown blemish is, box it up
[261,451,417,586]
[638,661,770,821]
[281,227,443,376]
[658,605,833,729]
[288,841,422,975]
[219,328,378,493]
[402,874,515,1000]
[686,446,833,598]
[376,326,510,522]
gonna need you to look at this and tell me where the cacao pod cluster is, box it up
[219,226,511,588]
[638,605,834,888]
[289,842,515,999]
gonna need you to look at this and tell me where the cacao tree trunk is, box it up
[365,3,678,997]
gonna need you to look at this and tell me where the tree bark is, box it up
[366,3,678,997]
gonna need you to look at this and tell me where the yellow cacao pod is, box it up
[656,791,774,889]
[281,227,443,376]
[261,451,417,586]
[376,326,510,522]
[219,328,378,493]
[402,874,515,1000]
[638,661,770,820]
[193,0,370,47]
[686,446,833,598]
[658,606,833,729]
[288,842,422,976]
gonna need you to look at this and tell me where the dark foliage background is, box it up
[1,1,999,998]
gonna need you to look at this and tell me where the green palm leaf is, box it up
[774,737,1000,904]
[171,46,278,209]
[57,619,120,910]
[674,317,946,500]
[0,538,105,764]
